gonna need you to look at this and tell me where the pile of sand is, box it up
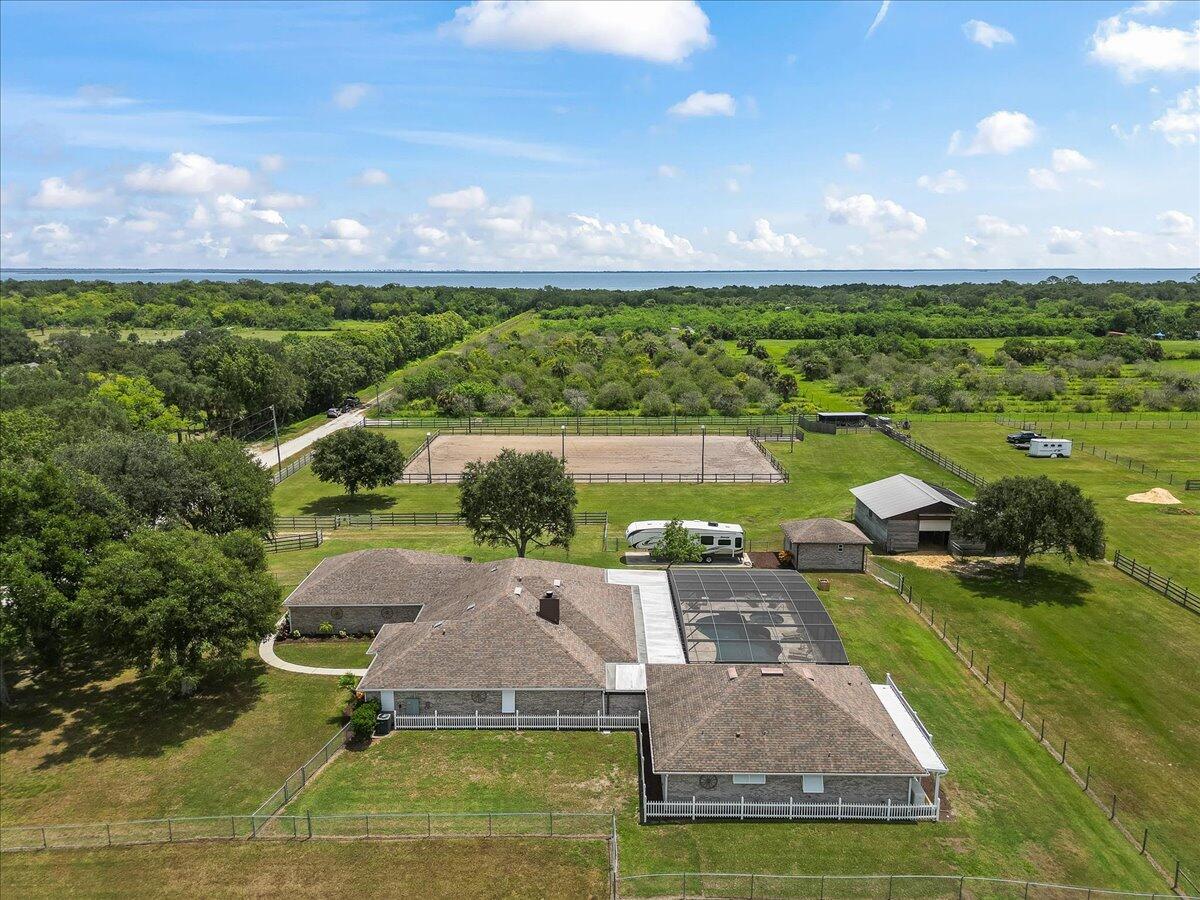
[1126,487,1181,505]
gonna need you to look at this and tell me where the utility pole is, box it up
[700,425,706,481]
[270,404,282,473]
[560,424,566,462]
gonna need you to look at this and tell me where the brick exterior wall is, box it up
[788,542,865,572]
[368,689,605,716]
[287,604,420,635]
[664,773,915,804]
[606,692,648,717]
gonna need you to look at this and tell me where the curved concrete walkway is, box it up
[258,633,367,677]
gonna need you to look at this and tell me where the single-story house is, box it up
[643,663,946,817]
[779,518,871,572]
[850,473,978,553]
[284,550,646,716]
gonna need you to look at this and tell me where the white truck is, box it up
[625,520,745,563]
[1028,438,1072,458]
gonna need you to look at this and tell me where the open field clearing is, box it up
[0,839,611,899]
[282,573,1161,889]
[0,662,343,826]
[906,421,1200,566]
[400,433,779,480]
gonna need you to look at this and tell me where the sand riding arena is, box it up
[399,433,789,484]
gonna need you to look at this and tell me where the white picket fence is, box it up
[643,796,939,822]
[392,711,641,731]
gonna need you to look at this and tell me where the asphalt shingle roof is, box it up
[645,663,927,776]
[780,518,870,545]
[292,550,638,691]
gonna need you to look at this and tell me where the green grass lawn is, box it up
[906,420,1200,568]
[272,639,373,670]
[285,572,1161,890]
[0,660,344,825]
[0,839,611,899]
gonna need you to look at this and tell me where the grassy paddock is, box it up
[0,839,611,899]
[0,661,343,826]
[283,573,1160,889]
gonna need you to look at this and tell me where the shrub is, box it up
[640,391,673,417]
[563,388,590,415]
[1106,384,1140,412]
[291,629,300,639]
[862,385,894,413]
[318,621,334,635]
[350,698,382,742]
[595,380,634,410]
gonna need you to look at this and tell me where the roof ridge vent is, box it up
[513,586,522,595]
[760,666,784,676]
[726,667,738,680]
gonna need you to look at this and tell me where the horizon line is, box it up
[3,266,1196,275]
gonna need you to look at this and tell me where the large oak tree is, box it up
[459,449,576,558]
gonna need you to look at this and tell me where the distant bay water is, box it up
[2,268,1196,289]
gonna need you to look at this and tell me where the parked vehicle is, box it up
[1028,438,1072,458]
[326,407,341,418]
[625,520,745,563]
[1006,430,1044,445]
[341,396,364,411]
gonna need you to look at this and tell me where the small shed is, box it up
[816,411,869,428]
[850,473,975,553]
[779,518,870,572]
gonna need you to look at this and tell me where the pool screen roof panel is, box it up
[667,568,849,665]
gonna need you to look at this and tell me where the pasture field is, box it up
[0,662,343,826]
[281,573,1161,889]
[270,427,1199,870]
[998,421,1200,470]
[0,839,611,899]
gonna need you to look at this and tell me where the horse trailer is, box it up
[625,520,745,563]
[1028,438,1072,458]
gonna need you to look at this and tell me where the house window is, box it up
[501,689,516,713]
[732,773,766,785]
[802,774,824,793]
[700,536,715,546]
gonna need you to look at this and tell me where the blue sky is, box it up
[1,0,1198,270]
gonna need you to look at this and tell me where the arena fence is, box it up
[1113,550,1199,616]
[396,471,787,484]
[366,414,799,432]
[274,511,609,530]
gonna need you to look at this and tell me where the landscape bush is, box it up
[350,698,383,741]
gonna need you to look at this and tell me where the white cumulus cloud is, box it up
[950,110,1037,155]
[1052,148,1095,172]
[353,168,391,187]
[260,192,312,210]
[1028,168,1061,191]
[963,20,1015,48]
[1158,209,1195,234]
[325,218,370,240]
[916,169,966,194]
[1090,10,1199,81]
[333,83,371,109]
[843,152,864,171]
[29,177,110,208]
[668,91,736,118]
[1046,226,1085,254]
[428,185,488,210]
[442,0,712,64]
[125,152,252,194]
[259,154,285,172]
[1152,86,1200,146]
[824,193,926,239]
[974,215,1029,238]
[726,219,823,259]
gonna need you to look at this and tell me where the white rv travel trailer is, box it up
[625,520,745,563]
[1028,438,1072,458]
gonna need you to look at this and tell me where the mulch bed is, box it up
[748,551,783,569]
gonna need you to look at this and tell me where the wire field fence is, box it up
[251,723,350,825]
[0,811,615,852]
[866,561,1197,897]
[1113,550,1199,616]
[616,873,1197,899]
[996,415,1200,431]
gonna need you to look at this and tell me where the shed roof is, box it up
[780,518,870,545]
[644,663,928,776]
[849,473,971,520]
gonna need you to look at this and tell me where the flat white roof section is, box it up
[873,677,948,775]
[606,662,647,692]
[606,569,686,665]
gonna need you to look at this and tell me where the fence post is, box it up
[1040,718,1045,741]
[231,815,236,838]
[1141,827,1148,854]
[1110,794,1118,820]
[984,664,990,686]
[41,827,46,850]
[1061,739,1067,764]
[427,812,432,837]
[307,810,313,839]
[106,823,112,846]
[167,818,173,842]
[1019,698,1025,721]
[1084,766,1090,791]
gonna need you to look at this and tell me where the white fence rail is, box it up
[392,711,641,731]
[643,797,939,822]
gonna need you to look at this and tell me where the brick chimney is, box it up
[538,590,560,625]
